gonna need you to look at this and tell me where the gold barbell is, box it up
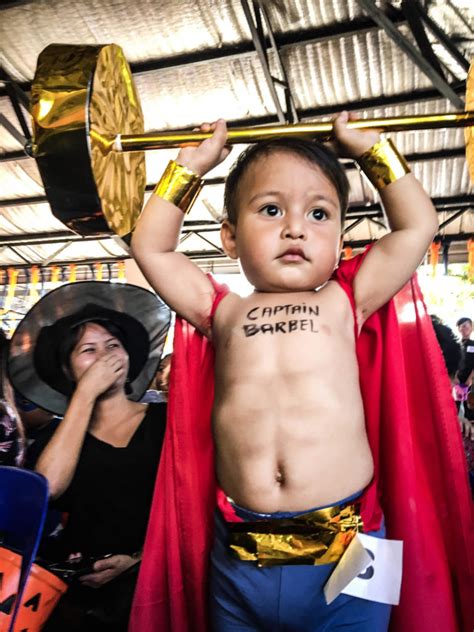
[31,43,474,238]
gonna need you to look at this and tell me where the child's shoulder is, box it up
[213,290,249,320]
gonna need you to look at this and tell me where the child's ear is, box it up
[221,220,238,259]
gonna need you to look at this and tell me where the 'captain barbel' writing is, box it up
[243,303,319,337]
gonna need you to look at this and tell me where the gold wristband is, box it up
[153,160,204,214]
[357,139,410,190]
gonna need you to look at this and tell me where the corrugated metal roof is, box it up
[0,0,472,285]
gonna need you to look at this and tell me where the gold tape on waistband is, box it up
[228,502,363,567]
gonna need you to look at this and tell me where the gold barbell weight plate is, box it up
[31,43,145,237]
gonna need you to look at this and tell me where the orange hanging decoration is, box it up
[117,260,126,282]
[68,264,77,283]
[50,266,61,286]
[343,246,353,260]
[468,239,474,282]
[28,265,40,307]
[429,242,441,277]
[94,262,104,281]
[5,268,19,336]
[4,268,19,312]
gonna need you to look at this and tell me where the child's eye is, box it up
[309,208,328,221]
[107,342,119,349]
[259,204,282,217]
[81,347,94,354]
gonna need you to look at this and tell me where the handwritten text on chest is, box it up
[243,303,320,337]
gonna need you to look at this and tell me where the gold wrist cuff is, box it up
[153,160,204,214]
[357,139,410,190]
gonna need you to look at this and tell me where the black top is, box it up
[28,402,166,559]
[458,338,474,384]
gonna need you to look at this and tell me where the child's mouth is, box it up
[279,249,306,262]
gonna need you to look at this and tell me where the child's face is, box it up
[221,152,342,292]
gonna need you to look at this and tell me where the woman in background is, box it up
[0,329,24,466]
[8,281,170,632]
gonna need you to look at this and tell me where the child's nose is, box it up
[283,213,305,239]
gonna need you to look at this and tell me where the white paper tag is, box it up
[341,533,403,605]
[324,535,373,605]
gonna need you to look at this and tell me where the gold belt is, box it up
[228,502,363,568]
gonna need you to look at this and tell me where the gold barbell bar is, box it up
[115,111,474,152]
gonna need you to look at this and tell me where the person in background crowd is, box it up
[457,316,473,343]
[15,392,57,434]
[155,353,172,401]
[0,329,24,466]
[456,317,474,423]
[456,316,473,383]
[141,353,173,404]
[432,315,473,496]
[8,281,170,632]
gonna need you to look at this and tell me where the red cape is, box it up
[130,256,473,632]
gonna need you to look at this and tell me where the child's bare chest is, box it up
[214,283,355,362]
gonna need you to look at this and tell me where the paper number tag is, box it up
[324,534,403,606]
[342,533,403,605]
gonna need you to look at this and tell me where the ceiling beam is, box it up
[406,1,470,73]
[345,233,473,249]
[401,0,452,80]
[0,256,127,271]
[356,0,464,108]
[0,67,30,109]
[240,0,299,124]
[0,113,27,146]
[0,149,28,162]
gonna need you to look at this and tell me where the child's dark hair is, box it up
[224,138,349,225]
[430,315,462,378]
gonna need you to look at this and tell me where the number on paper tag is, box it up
[324,534,403,606]
[342,533,403,605]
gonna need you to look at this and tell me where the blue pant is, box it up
[210,493,392,632]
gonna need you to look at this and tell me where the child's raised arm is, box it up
[131,120,231,337]
[332,112,438,326]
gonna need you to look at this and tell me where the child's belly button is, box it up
[275,469,285,485]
